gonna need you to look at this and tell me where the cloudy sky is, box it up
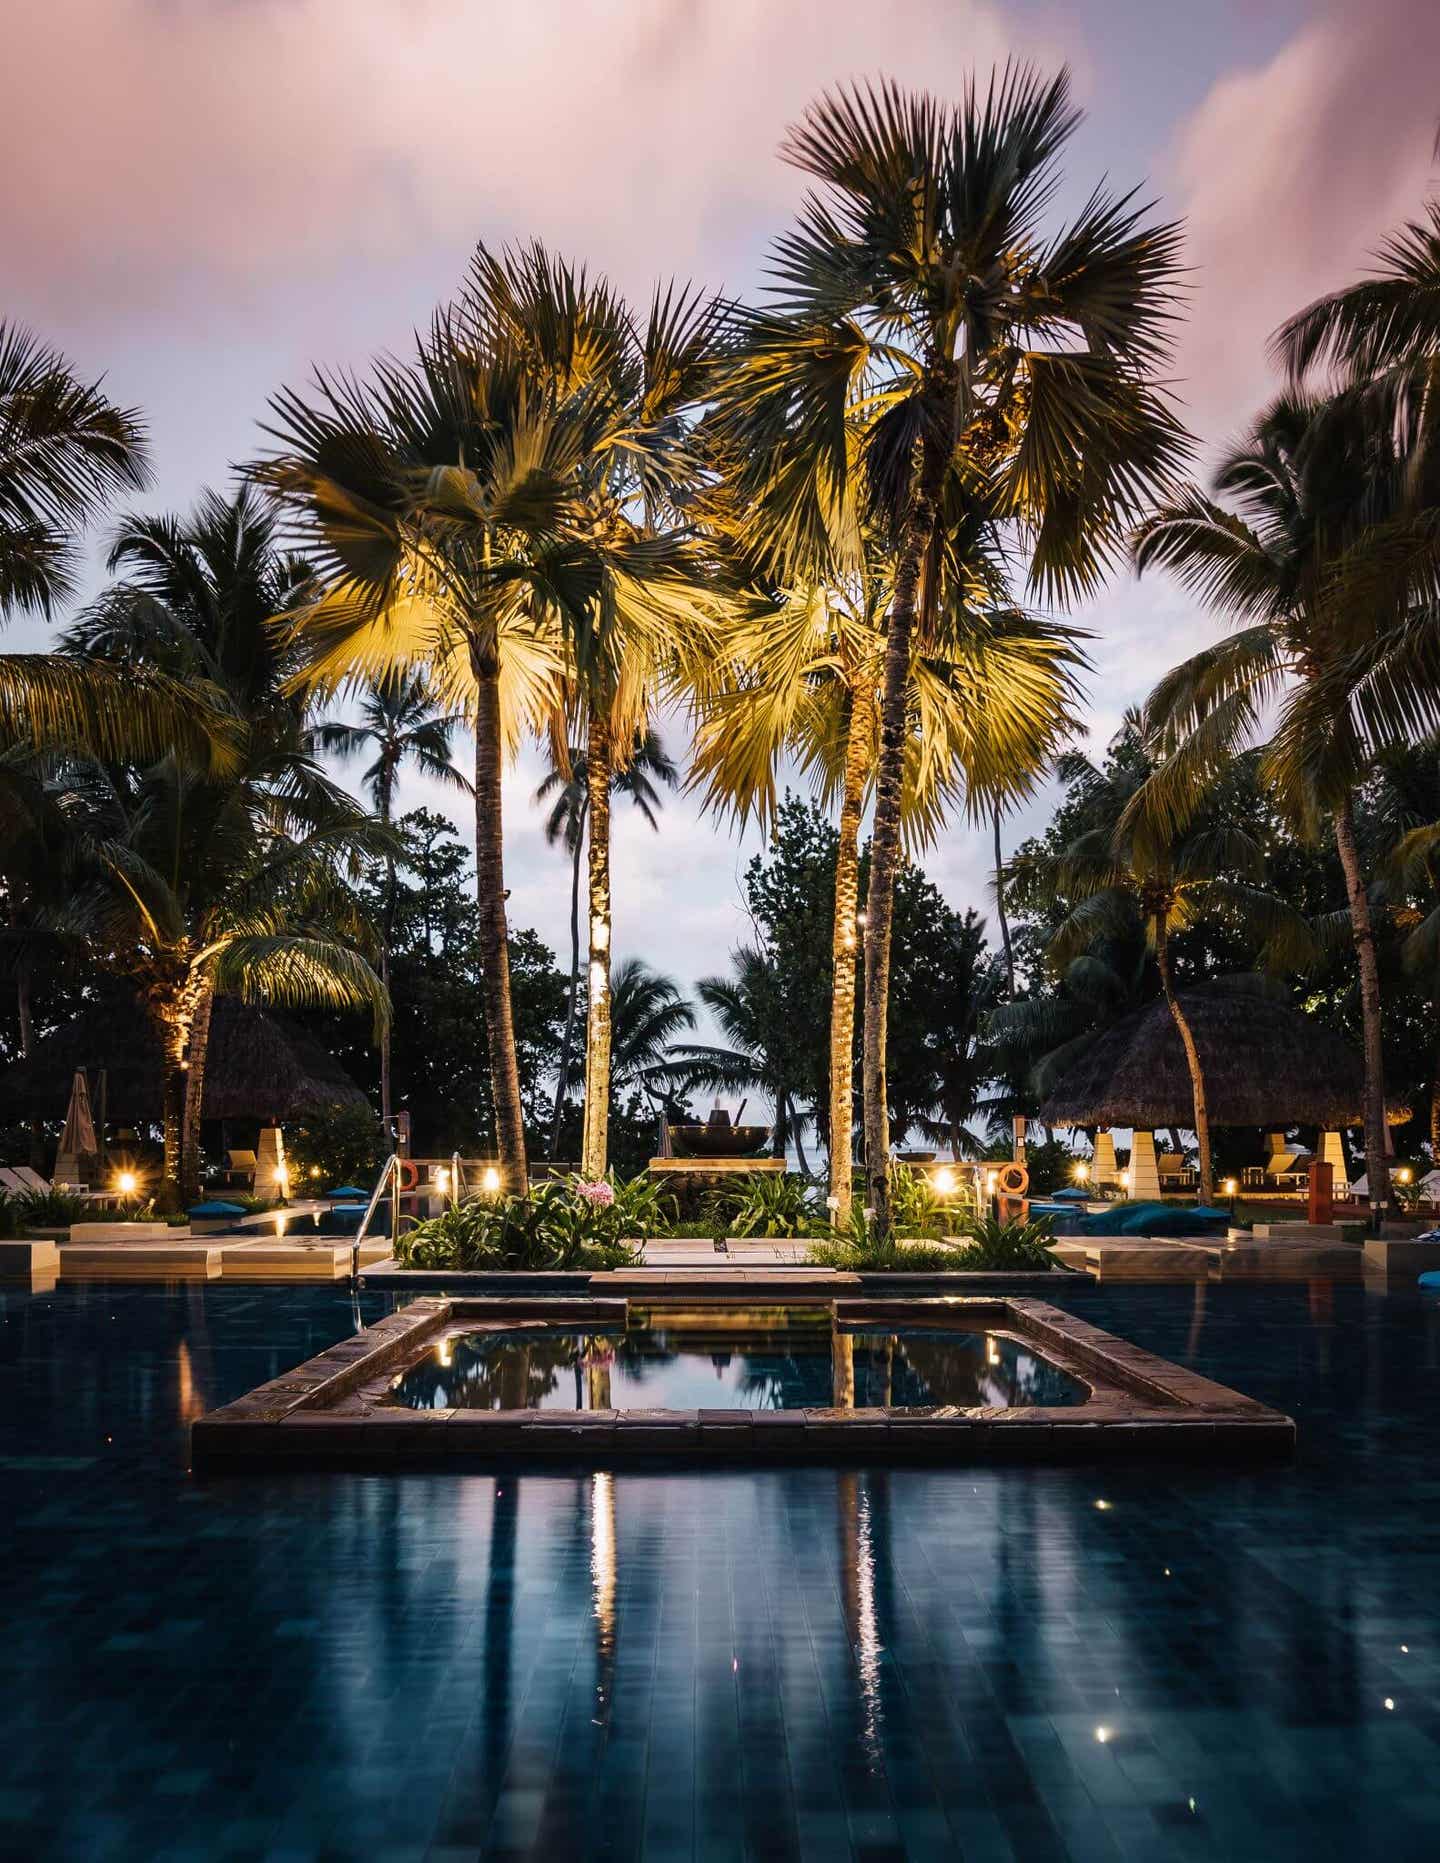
[6,0,1440,1036]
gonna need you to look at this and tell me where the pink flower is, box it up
[576,1180,615,1208]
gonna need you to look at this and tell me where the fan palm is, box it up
[607,956,695,1103]
[1133,392,1440,1215]
[715,67,1186,1234]
[671,946,811,1169]
[310,673,470,1124]
[534,728,678,1157]
[688,542,1083,1220]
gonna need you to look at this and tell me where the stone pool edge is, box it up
[190,1295,1295,1470]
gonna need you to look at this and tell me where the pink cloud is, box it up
[1164,0,1440,450]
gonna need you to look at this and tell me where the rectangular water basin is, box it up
[192,1295,1294,1468]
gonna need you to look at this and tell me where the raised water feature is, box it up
[191,1293,1294,1466]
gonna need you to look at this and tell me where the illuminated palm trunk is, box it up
[580,711,613,1181]
[1153,913,1213,1204]
[471,644,528,1195]
[828,691,870,1226]
[862,423,945,1238]
[156,1002,190,1214]
[178,976,215,1207]
[1333,794,1390,1219]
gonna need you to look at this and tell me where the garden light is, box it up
[482,1166,501,1195]
[934,1166,957,1197]
[1398,1167,1413,1185]
[116,1171,137,1196]
[435,1167,450,1194]
[1073,1161,1089,1183]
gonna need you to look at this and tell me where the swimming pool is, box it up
[1,1278,1437,1857]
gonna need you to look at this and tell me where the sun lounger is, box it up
[11,1167,50,1195]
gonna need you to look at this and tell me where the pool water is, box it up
[388,1318,1089,1413]
[1,1278,1438,1858]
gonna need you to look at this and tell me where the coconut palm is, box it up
[671,946,812,1169]
[61,488,391,1206]
[1373,741,1440,1157]
[689,552,1083,1220]
[533,728,678,1157]
[607,956,695,1103]
[1133,392,1440,1216]
[472,244,723,1181]
[715,67,1186,1234]
[1007,725,1315,1201]
[310,673,470,1125]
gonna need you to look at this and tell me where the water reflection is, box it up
[389,1320,1086,1411]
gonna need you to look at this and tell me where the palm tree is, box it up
[310,673,470,1126]
[1133,392,1440,1217]
[672,946,812,1169]
[534,729,678,1158]
[1373,742,1440,1158]
[607,955,695,1104]
[688,544,1084,1222]
[473,245,723,1182]
[715,68,1186,1234]
[1009,728,1314,1202]
[62,488,390,1206]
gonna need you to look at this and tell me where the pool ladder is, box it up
[349,1150,463,1280]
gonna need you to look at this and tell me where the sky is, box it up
[5,0,1440,1080]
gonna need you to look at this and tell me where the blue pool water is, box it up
[388,1319,1087,1412]
[1,1279,1438,1859]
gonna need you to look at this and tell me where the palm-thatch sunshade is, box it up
[1039,990,1409,1131]
[0,994,368,1125]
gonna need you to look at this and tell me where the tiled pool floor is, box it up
[1,1279,1438,1860]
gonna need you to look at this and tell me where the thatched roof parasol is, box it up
[0,992,368,1124]
[1039,988,1409,1130]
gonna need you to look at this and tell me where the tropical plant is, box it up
[534,729,679,1153]
[1133,391,1440,1215]
[947,1209,1059,1270]
[394,1173,653,1272]
[716,67,1186,1236]
[671,945,809,1165]
[688,539,1083,1222]
[1374,741,1440,1156]
[1007,718,1315,1201]
[805,1205,961,1273]
[57,487,390,1206]
[707,1171,821,1238]
[284,1100,388,1193]
[310,672,470,1125]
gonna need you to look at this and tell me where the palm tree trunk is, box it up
[580,712,612,1181]
[828,694,869,1226]
[1154,915,1213,1203]
[1333,794,1390,1221]
[548,805,586,1161]
[158,1011,188,1214]
[994,805,1015,997]
[179,977,215,1207]
[470,643,528,1195]
[862,430,944,1239]
[1431,993,1440,1163]
[379,833,395,1129]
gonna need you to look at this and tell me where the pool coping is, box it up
[190,1294,1294,1469]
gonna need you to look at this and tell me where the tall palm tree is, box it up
[688,542,1084,1221]
[1133,392,1440,1217]
[534,728,678,1158]
[715,68,1186,1234]
[607,955,695,1104]
[473,245,723,1181]
[1009,728,1314,1201]
[1373,741,1440,1158]
[310,673,470,1125]
[62,488,390,1206]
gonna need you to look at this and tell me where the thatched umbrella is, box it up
[54,1068,101,1186]
[0,993,367,1125]
[1040,989,1408,1131]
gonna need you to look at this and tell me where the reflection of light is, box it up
[1384,1697,1395,1710]
[1094,1499,1111,1511]
[1095,1726,1111,1744]
[482,1167,500,1195]
[436,1337,452,1367]
[1401,1645,1409,1653]
[986,1335,1001,1366]
[591,1470,616,1667]
[274,1211,288,1237]
[1120,1169,1131,1190]
[854,1482,882,1765]
[591,917,610,954]
[985,1171,998,1194]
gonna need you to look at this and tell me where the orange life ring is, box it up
[397,1158,419,1192]
[997,1162,1029,1198]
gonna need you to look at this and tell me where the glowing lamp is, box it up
[1397,1167,1413,1186]
[1073,1161,1089,1183]
[482,1166,501,1195]
[117,1171,137,1196]
[1120,1169,1131,1190]
[934,1166,957,1197]
[435,1167,450,1194]
[1223,1177,1238,1197]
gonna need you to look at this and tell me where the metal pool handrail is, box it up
[350,1152,402,1280]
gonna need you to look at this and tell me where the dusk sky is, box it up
[6,0,1440,1062]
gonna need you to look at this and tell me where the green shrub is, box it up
[394,1172,658,1273]
[706,1172,821,1238]
[17,1189,91,1227]
[284,1101,387,1193]
[946,1211,1059,1270]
